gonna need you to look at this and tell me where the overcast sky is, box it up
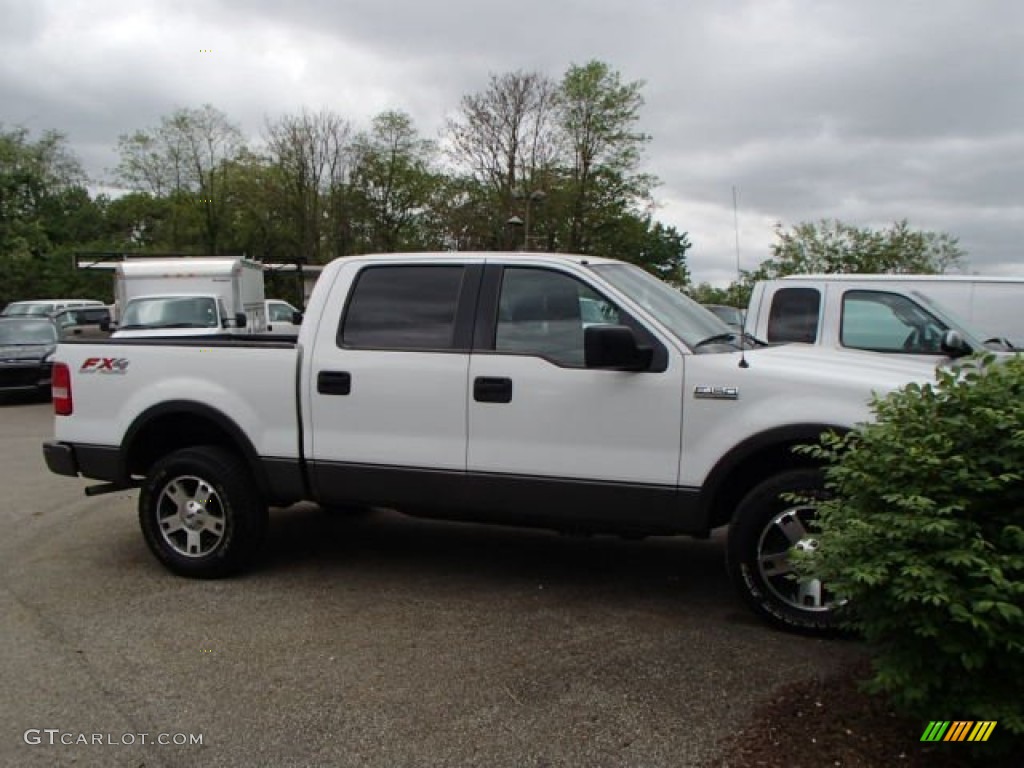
[2,0,1022,285]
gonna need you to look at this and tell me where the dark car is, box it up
[0,317,59,397]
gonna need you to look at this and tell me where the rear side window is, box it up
[340,266,464,350]
[766,288,821,343]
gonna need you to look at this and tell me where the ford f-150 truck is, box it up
[42,252,948,633]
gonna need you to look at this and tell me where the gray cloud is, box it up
[2,0,1022,284]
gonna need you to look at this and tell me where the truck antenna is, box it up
[733,186,749,368]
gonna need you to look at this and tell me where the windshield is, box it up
[120,296,221,329]
[910,291,1008,350]
[590,263,732,349]
[0,319,58,345]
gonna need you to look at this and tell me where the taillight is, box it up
[53,362,73,415]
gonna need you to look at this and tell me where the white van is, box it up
[1,299,104,318]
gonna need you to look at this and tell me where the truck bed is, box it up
[53,338,302,474]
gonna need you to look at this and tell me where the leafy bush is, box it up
[798,354,1024,744]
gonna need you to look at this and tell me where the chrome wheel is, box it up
[155,474,227,558]
[728,468,839,633]
[756,506,831,613]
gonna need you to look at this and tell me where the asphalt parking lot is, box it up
[1,397,863,767]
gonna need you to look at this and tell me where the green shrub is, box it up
[798,354,1024,743]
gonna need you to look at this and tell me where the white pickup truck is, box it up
[745,275,1014,358]
[42,252,945,633]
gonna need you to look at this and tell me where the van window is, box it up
[340,266,464,350]
[766,288,821,343]
[841,291,948,354]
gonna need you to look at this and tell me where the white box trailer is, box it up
[114,258,267,335]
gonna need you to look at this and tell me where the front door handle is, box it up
[317,371,351,396]
[473,376,512,404]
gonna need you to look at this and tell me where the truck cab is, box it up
[113,258,267,336]
[111,294,246,338]
[745,276,1001,359]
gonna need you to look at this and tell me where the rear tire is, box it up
[139,446,268,578]
[726,469,839,634]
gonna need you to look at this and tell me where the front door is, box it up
[466,264,685,528]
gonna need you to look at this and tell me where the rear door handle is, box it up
[317,371,351,396]
[474,376,512,403]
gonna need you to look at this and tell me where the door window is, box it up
[841,290,949,353]
[340,266,464,350]
[268,302,295,323]
[495,268,620,367]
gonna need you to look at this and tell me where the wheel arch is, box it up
[121,400,270,500]
[699,423,848,530]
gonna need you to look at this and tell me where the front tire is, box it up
[726,469,839,634]
[139,446,268,578]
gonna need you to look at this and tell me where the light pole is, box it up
[510,189,546,251]
[506,216,524,250]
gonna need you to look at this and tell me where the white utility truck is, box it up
[746,274,1023,355]
[112,258,267,338]
[43,252,955,634]
[264,298,302,336]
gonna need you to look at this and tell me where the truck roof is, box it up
[116,258,261,277]
[336,251,623,267]
[778,273,1023,284]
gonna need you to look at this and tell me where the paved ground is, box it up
[1,397,863,767]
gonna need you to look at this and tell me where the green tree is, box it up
[98,191,184,252]
[687,281,748,308]
[0,126,110,306]
[718,219,969,310]
[263,108,353,264]
[351,111,438,253]
[752,219,965,280]
[555,61,655,254]
[446,70,559,248]
[116,105,244,253]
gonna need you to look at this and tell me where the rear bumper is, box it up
[43,441,125,482]
[43,441,78,476]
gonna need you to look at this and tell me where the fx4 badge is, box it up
[80,357,130,375]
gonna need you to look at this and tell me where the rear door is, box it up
[306,260,482,507]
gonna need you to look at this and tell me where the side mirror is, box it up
[292,311,304,325]
[940,329,971,358]
[99,318,110,332]
[584,325,653,371]
[234,313,247,329]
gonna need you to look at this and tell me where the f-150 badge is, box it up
[694,385,738,400]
